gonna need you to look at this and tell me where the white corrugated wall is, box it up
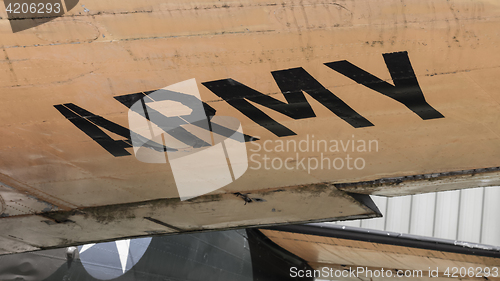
[333,186,500,246]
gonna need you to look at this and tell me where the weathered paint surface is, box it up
[262,227,500,281]
[0,184,380,254]
[336,168,500,196]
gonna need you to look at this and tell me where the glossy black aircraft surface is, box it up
[0,229,312,281]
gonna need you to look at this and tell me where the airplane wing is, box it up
[262,223,500,281]
[1,0,500,254]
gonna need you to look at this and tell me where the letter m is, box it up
[202,68,373,137]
